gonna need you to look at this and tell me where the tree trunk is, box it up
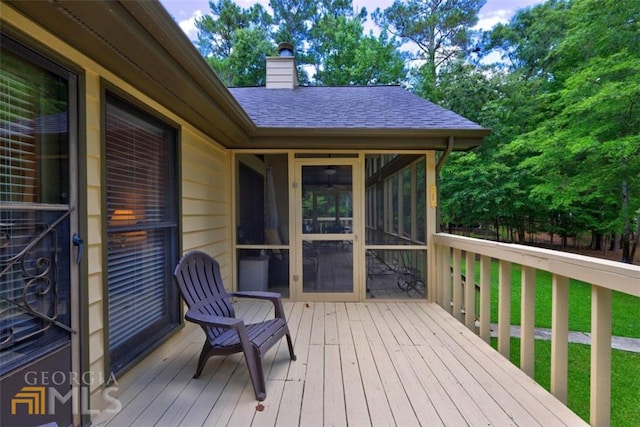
[629,213,640,264]
[517,216,526,244]
[590,231,603,250]
[620,179,631,263]
[622,232,631,263]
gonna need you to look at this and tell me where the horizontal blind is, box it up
[105,101,173,352]
[1,65,40,361]
[0,67,37,202]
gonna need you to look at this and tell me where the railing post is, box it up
[479,255,491,343]
[590,285,612,427]
[520,266,536,378]
[452,249,463,321]
[498,260,511,358]
[464,252,476,331]
[551,274,569,404]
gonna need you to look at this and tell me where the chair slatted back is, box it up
[174,251,236,340]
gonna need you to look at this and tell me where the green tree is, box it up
[481,0,570,77]
[227,28,276,86]
[440,1,572,244]
[269,0,318,48]
[349,31,406,85]
[503,0,640,261]
[310,11,365,85]
[311,10,406,85]
[195,0,273,86]
[373,0,485,100]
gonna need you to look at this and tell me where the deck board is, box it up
[419,302,583,425]
[92,301,588,427]
[411,304,539,426]
[324,344,347,427]
[339,341,371,426]
[299,344,325,426]
[358,304,420,427]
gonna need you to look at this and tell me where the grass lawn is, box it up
[493,338,640,427]
[465,259,640,337]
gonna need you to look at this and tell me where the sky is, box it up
[160,0,545,42]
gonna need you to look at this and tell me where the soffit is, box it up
[5,0,253,147]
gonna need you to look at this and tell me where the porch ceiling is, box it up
[5,0,489,151]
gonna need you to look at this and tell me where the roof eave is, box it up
[241,127,490,150]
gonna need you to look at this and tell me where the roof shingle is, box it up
[228,85,486,130]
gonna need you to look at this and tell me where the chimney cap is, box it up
[277,42,294,57]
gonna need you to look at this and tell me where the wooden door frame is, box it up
[291,156,363,302]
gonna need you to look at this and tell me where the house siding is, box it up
[1,2,233,405]
[180,128,232,285]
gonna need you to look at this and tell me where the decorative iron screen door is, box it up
[0,35,78,427]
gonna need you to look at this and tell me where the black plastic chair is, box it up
[173,250,296,400]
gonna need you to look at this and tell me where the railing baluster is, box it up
[551,274,569,404]
[590,285,612,427]
[464,251,476,331]
[440,245,452,313]
[498,260,511,358]
[520,266,536,378]
[479,255,491,343]
[452,249,463,321]
[442,248,452,314]
[435,245,441,306]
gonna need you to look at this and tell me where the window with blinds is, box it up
[105,95,179,373]
[1,47,69,205]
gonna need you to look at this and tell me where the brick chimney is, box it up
[266,42,298,89]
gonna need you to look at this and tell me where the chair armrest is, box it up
[185,309,243,329]
[232,291,282,303]
[231,291,288,320]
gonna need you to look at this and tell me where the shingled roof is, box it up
[229,85,486,131]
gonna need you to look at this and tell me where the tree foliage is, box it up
[373,0,485,100]
[195,0,406,86]
[443,0,640,262]
[195,0,274,86]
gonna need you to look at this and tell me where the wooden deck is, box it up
[91,300,587,426]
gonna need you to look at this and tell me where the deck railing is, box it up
[433,233,640,427]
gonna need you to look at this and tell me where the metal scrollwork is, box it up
[0,210,75,351]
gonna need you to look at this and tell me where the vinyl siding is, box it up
[2,3,233,404]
